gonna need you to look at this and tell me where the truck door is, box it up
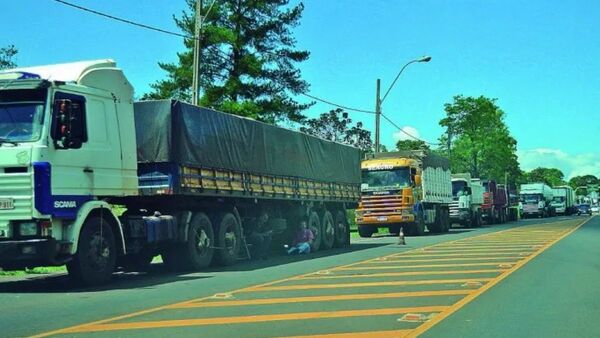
[45,92,122,217]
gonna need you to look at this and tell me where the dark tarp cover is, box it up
[133,100,361,184]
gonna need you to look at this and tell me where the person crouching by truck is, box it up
[286,221,314,255]
[246,213,273,260]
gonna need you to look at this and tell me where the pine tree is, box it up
[145,0,312,123]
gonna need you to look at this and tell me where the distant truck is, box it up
[520,183,555,218]
[507,188,520,221]
[0,60,361,285]
[355,151,452,237]
[449,174,484,227]
[477,179,509,224]
[551,186,576,215]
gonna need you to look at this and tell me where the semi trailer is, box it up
[478,180,509,224]
[0,60,361,285]
[551,186,576,215]
[355,151,452,237]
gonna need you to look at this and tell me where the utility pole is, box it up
[374,79,381,153]
[191,0,203,106]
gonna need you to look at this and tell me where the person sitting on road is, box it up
[286,221,314,255]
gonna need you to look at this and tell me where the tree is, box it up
[299,108,373,151]
[145,0,311,123]
[0,45,17,70]
[569,175,598,193]
[523,167,566,186]
[439,95,520,183]
[396,139,429,151]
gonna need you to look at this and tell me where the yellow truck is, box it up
[355,151,452,236]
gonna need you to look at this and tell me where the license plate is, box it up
[0,198,14,210]
[377,216,388,222]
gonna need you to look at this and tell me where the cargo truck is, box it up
[551,186,575,215]
[355,151,452,237]
[0,60,361,285]
[478,180,509,224]
[449,174,484,227]
[520,183,555,218]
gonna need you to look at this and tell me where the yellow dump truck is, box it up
[355,151,452,236]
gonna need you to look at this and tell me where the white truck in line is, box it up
[520,183,555,218]
[550,186,576,215]
[449,173,484,227]
[0,60,361,285]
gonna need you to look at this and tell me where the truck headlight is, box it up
[19,222,38,236]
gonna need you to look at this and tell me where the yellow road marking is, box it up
[300,269,505,280]
[60,306,450,334]
[280,329,412,338]
[247,278,494,292]
[399,252,530,258]
[367,256,524,264]
[337,262,518,270]
[172,289,472,309]
[408,217,590,337]
[420,247,535,253]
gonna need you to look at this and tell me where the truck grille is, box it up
[358,195,405,216]
[449,201,460,217]
[0,172,33,221]
[523,204,539,213]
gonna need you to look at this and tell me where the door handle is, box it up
[83,168,94,173]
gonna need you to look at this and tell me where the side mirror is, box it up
[414,174,422,186]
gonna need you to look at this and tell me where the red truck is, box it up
[478,180,509,224]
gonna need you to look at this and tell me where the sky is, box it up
[2,0,599,179]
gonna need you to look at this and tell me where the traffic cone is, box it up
[398,227,406,245]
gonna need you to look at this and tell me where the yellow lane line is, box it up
[419,248,536,253]
[337,262,517,271]
[172,289,472,309]
[366,256,524,264]
[398,252,531,258]
[280,329,412,338]
[300,269,505,280]
[246,278,494,292]
[408,217,590,337]
[59,306,450,334]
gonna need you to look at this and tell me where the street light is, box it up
[374,55,431,153]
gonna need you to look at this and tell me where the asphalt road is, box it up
[0,215,596,337]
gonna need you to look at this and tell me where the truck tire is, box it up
[162,212,214,271]
[320,211,335,250]
[388,225,401,235]
[334,210,350,247]
[67,217,116,286]
[443,208,451,232]
[308,211,322,252]
[358,225,375,238]
[214,213,242,266]
[428,208,443,234]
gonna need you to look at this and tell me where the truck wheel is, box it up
[388,225,401,235]
[358,225,375,238]
[320,211,335,250]
[428,210,443,234]
[214,213,242,266]
[334,210,350,247]
[443,208,451,232]
[162,212,214,271]
[308,211,322,252]
[67,217,116,286]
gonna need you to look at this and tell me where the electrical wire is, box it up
[301,93,376,114]
[381,113,439,145]
[52,0,197,40]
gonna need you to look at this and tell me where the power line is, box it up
[52,0,197,40]
[381,113,439,145]
[301,93,376,114]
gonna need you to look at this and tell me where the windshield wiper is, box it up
[0,138,18,146]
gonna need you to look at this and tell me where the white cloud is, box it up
[392,126,421,142]
[518,148,600,180]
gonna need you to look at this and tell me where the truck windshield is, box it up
[521,194,540,203]
[452,181,468,197]
[552,196,565,202]
[361,168,410,190]
[0,89,46,143]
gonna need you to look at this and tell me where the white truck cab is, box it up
[0,60,137,276]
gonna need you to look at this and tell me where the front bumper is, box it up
[449,209,470,222]
[0,238,60,269]
[356,214,415,226]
